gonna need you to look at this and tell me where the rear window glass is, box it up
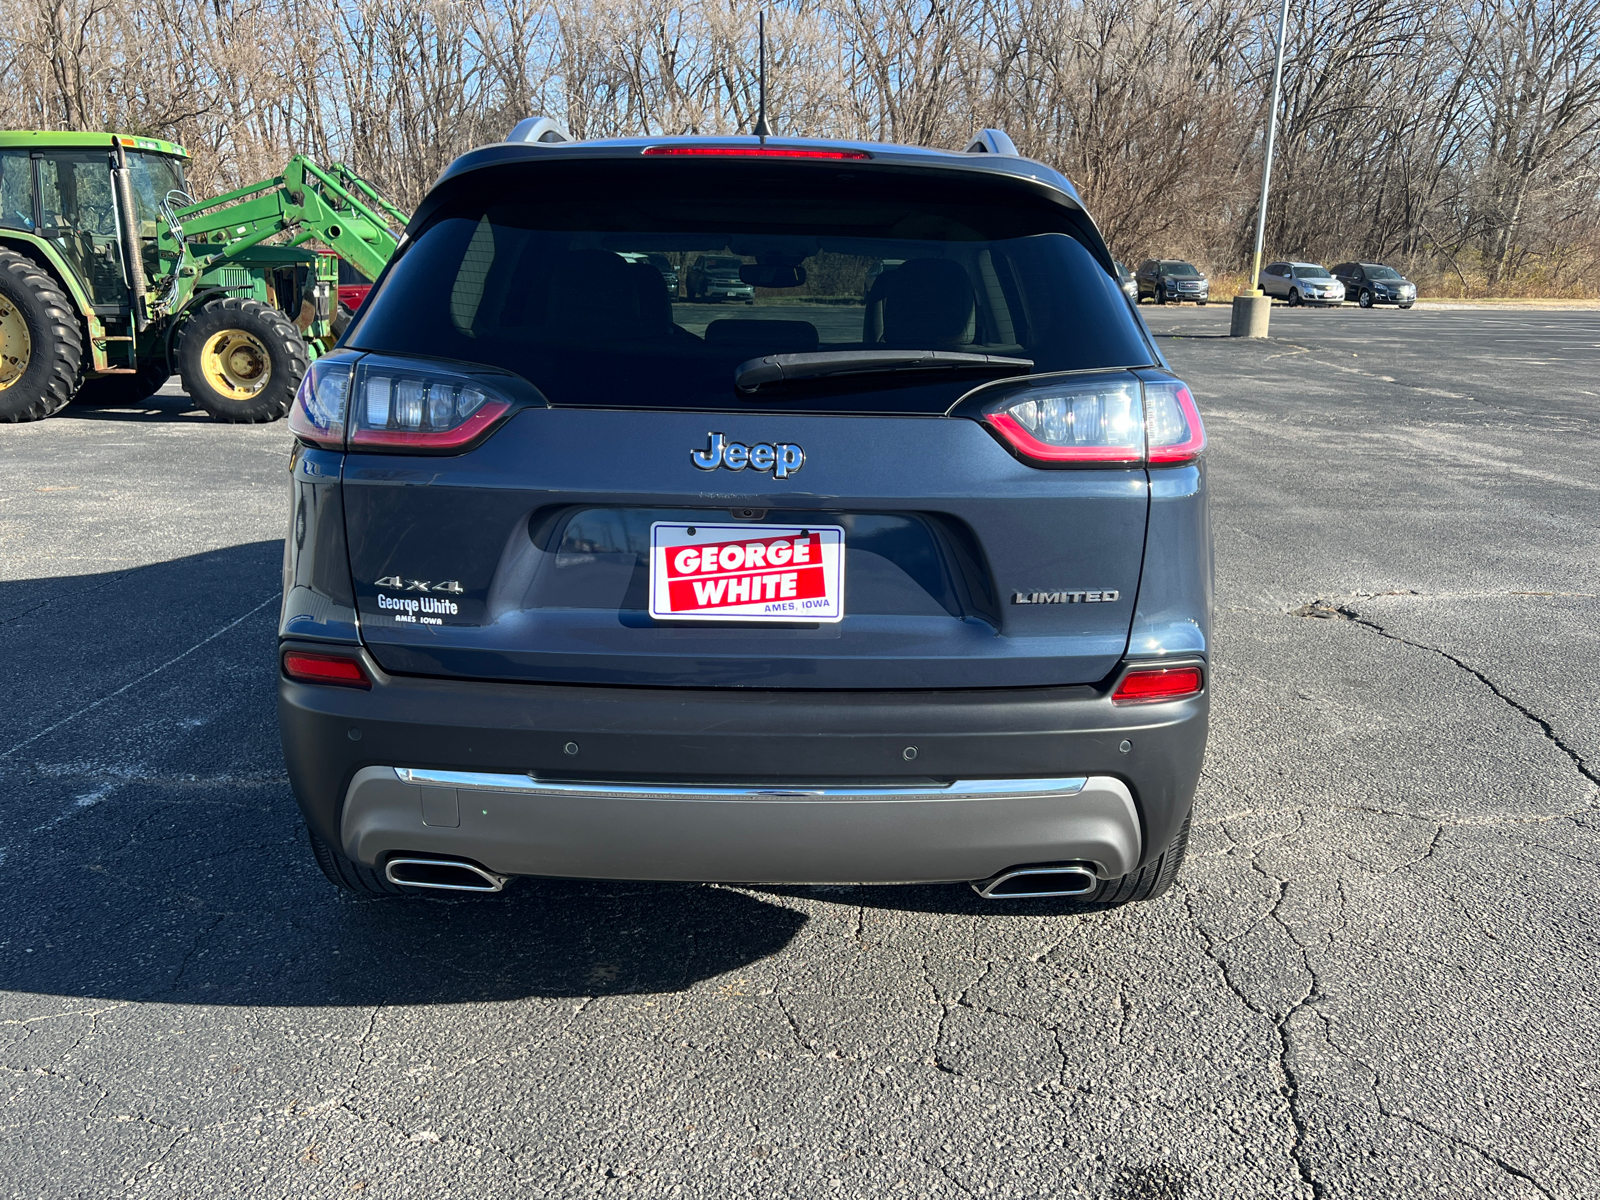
[351,161,1153,412]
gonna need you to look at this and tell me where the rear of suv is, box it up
[279,127,1212,906]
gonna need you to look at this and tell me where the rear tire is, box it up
[1087,809,1191,906]
[0,247,83,423]
[73,360,171,407]
[178,297,308,423]
[307,826,407,896]
[330,301,355,341]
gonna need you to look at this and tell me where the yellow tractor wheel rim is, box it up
[199,329,272,400]
[0,299,30,391]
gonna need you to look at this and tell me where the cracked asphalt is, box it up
[2,305,1596,1198]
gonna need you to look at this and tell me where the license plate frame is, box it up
[649,522,845,623]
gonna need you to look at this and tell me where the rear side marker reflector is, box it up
[1112,665,1203,705]
[641,146,871,160]
[282,651,371,689]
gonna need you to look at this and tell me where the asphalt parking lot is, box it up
[3,304,1597,1199]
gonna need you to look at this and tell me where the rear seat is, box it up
[703,319,819,354]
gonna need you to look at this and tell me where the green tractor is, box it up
[0,131,405,423]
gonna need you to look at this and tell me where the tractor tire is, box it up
[178,297,308,423]
[0,247,84,423]
[73,360,172,407]
[330,301,355,341]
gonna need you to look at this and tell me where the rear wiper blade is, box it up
[735,350,1033,394]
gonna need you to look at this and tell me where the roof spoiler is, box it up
[964,129,1019,156]
[506,116,574,145]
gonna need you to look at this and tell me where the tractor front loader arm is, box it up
[166,155,403,286]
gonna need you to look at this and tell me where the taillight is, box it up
[350,363,512,450]
[641,146,871,160]
[984,377,1144,465]
[1112,665,1203,705]
[1144,380,1206,464]
[978,373,1205,468]
[288,359,352,449]
[282,650,371,689]
[289,355,522,453]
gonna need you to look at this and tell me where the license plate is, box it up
[649,522,845,622]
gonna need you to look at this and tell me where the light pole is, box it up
[1232,0,1292,338]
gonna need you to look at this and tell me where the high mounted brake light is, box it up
[978,373,1206,468]
[1112,665,1203,705]
[641,146,871,160]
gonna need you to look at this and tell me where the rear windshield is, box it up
[350,161,1153,412]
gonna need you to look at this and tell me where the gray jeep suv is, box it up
[279,125,1212,906]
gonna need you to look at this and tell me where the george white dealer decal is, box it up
[1013,590,1120,604]
[376,592,460,625]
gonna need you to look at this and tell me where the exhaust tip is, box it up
[971,864,1099,900]
[384,856,509,893]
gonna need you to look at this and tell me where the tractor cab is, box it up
[0,132,187,314]
[0,131,404,425]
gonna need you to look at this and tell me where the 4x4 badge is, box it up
[692,433,804,479]
[374,577,465,594]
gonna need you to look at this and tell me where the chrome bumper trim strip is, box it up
[394,767,1088,801]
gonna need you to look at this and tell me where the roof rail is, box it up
[507,116,574,145]
[964,129,1019,156]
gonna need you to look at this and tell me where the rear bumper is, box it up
[278,644,1208,883]
[343,769,1143,884]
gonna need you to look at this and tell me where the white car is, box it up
[1259,261,1345,307]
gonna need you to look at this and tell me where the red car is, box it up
[318,251,374,312]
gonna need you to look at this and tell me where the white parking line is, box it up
[0,594,278,761]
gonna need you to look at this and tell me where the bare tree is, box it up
[0,0,1596,293]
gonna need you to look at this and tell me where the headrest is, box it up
[868,258,975,348]
[543,250,671,342]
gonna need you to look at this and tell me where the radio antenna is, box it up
[753,11,772,141]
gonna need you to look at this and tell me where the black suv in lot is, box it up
[1331,262,1417,309]
[1136,259,1209,305]
[280,126,1212,907]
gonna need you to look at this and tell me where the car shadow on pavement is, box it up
[0,545,809,1008]
[755,883,1110,918]
[2,840,811,1007]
